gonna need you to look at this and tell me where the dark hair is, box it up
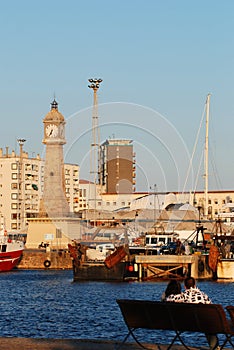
[165,279,181,297]
[184,276,196,289]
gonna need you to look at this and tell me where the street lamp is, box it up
[17,138,26,231]
[88,78,102,90]
[17,139,26,155]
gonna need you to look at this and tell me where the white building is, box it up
[0,147,79,232]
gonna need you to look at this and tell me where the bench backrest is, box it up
[226,306,234,325]
[116,299,231,335]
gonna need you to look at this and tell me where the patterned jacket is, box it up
[181,287,212,304]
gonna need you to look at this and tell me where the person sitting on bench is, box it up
[182,276,219,349]
[161,279,184,302]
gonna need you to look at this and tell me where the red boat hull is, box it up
[0,249,23,272]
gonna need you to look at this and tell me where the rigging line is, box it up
[209,146,223,189]
[182,103,206,193]
[193,149,204,195]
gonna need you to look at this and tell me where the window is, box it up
[11,213,17,219]
[11,163,18,170]
[11,183,18,189]
[25,163,31,171]
[11,203,18,209]
[12,173,18,179]
[11,193,18,200]
[32,164,38,171]
[98,202,102,206]
[113,202,116,206]
[25,174,32,180]
[121,202,125,206]
[11,223,17,230]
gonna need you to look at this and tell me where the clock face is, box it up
[46,124,58,138]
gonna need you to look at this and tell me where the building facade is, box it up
[0,147,79,231]
[99,139,136,194]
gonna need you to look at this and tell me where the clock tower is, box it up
[40,99,70,217]
[26,99,81,251]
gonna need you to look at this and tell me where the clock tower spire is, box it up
[40,99,69,217]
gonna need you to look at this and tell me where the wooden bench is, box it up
[226,305,234,324]
[116,299,234,350]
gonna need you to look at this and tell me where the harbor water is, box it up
[0,270,233,347]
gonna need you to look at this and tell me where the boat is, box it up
[68,242,138,281]
[0,229,24,271]
[209,233,234,280]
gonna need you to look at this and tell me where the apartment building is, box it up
[0,147,79,231]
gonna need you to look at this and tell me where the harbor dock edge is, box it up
[0,337,221,350]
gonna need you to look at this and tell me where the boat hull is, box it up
[217,259,234,279]
[73,261,138,281]
[0,249,24,272]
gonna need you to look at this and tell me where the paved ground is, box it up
[0,338,206,350]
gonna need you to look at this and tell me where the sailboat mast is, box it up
[204,93,211,218]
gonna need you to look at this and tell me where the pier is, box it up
[18,249,214,281]
[135,253,212,280]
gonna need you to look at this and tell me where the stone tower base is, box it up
[26,217,81,249]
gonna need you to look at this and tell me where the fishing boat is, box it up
[209,233,234,280]
[0,229,24,271]
[68,242,138,281]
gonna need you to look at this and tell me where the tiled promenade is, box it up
[0,338,207,350]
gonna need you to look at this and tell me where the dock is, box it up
[134,253,212,280]
[0,337,218,349]
[17,249,72,270]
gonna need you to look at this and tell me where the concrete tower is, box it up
[40,99,70,217]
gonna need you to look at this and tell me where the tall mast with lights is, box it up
[88,78,102,186]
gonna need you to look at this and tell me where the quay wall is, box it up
[17,249,73,270]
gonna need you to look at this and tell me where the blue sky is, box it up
[0,1,233,192]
